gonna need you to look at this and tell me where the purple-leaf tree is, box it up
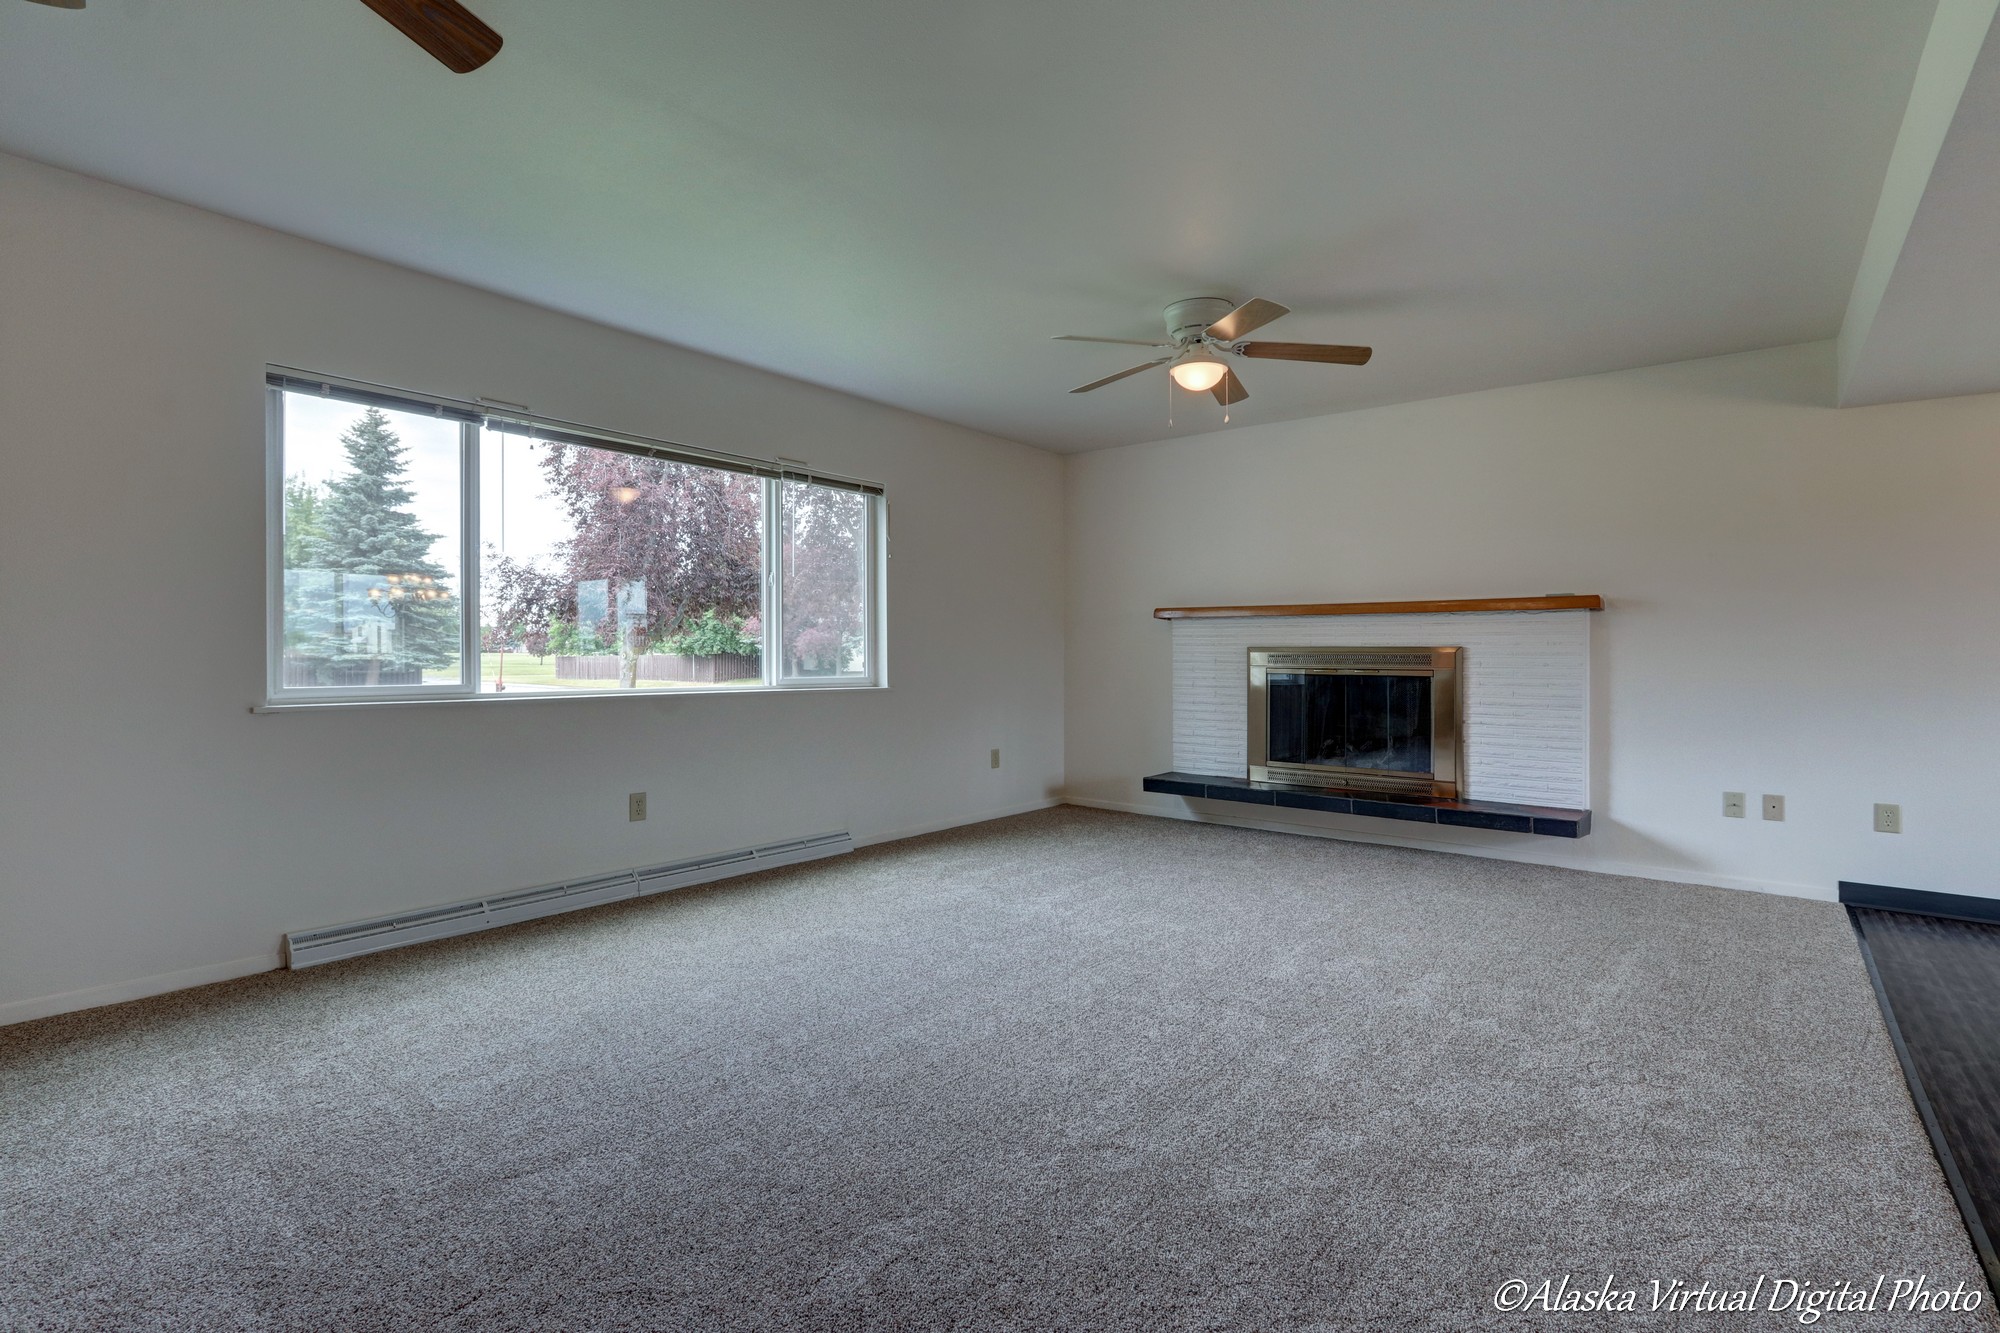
[780,480,867,675]
[486,444,763,687]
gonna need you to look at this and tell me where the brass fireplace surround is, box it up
[1248,646,1461,798]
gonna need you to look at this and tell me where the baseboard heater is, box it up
[283,830,853,969]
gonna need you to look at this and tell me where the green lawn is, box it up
[426,653,558,686]
[480,653,559,686]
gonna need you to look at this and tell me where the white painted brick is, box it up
[1171,611,1590,807]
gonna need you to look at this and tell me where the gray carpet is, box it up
[2,807,1991,1331]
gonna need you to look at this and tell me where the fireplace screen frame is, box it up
[1248,646,1462,798]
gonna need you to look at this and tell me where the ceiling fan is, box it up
[21,0,503,74]
[1056,297,1372,406]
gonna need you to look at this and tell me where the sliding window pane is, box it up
[479,430,763,691]
[780,480,870,680]
[279,394,463,690]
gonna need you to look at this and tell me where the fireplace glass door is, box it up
[1266,672,1432,774]
[1248,647,1460,797]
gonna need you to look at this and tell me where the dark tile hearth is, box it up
[1141,772,1591,838]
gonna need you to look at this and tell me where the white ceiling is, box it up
[0,0,1937,451]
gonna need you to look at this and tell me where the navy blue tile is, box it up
[1139,773,1589,838]
[1275,790,1353,814]
[1352,798,1438,824]
[1204,783,1276,806]
[1438,808,1534,834]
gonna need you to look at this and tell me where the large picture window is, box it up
[266,371,883,704]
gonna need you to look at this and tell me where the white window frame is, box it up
[263,368,886,709]
[763,476,886,691]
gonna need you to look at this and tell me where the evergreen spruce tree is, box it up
[295,409,458,679]
[281,475,325,568]
[280,476,327,656]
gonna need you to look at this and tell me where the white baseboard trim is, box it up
[1060,795,1835,903]
[5,798,1069,1028]
[1,952,279,1028]
[853,796,1065,849]
[12,792,1807,1028]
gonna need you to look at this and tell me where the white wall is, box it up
[1066,341,2000,902]
[0,152,1065,1023]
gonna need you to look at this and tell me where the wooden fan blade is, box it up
[1210,367,1249,406]
[1204,298,1289,342]
[23,0,88,9]
[356,0,502,73]
[1070,358,1172,394]
[1053,335,1173,347]
[1238,341,1373,366]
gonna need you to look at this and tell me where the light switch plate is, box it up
[1723,792,1746,818]
[1762,794,1785,822]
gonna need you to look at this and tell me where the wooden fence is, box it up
[555,652,761,684]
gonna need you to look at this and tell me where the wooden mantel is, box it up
[1153,594,1603,620]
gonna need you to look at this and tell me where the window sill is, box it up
[252,680,885,713]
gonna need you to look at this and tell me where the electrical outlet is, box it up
[1723,792,1746,818]
[990,748,1001,770]
[1762,794,1785,822]
[628,792,647,822]
[1874,803,1902,834]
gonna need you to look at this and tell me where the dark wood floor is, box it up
[1850,906,2000,1292]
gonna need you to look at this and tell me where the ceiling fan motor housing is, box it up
[1164,297,1237,344]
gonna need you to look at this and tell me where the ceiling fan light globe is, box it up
[1169,359,1229,393]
